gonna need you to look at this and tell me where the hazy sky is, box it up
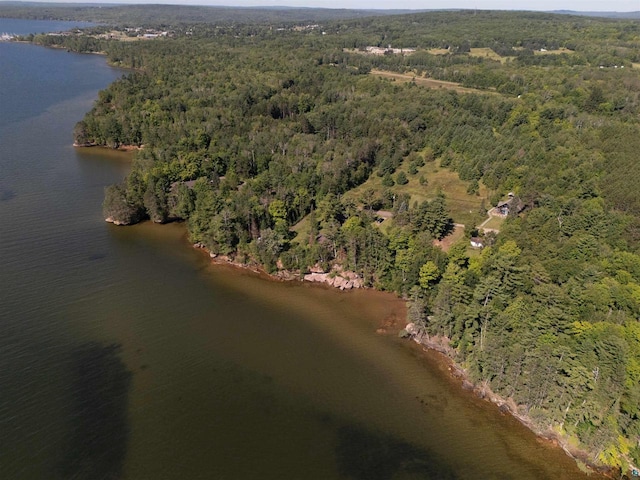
[20,0,640,12]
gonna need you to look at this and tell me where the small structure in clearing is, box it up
[470,237,485,249]
[346,46,416,56]
[496,193,525,217]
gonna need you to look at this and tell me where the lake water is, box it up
[0,18,604,480]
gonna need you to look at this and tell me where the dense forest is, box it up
[12,5,640,473]
[0,3,412,24]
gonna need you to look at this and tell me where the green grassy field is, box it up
[467,46,574,64]
[481,215,505,231]
[343,157,491,227]
[291,157,493,244]
[291,213,313,244]
[370,69,489,94]
[469,47,513,64]
[533,47,574,55]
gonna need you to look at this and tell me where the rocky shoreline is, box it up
[302,265,364,290]
[401,322,619,479]
[74,141,141,151]
[194,237,619,478]
[105,216,128,226]
[193,242,365,290]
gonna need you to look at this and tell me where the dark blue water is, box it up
[0,18,602,480]
[0,17,93,35]
[0,20,104,128]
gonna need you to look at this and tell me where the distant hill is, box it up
[4,3,638,25]
[0,2,423,24]
[551,9,640,18]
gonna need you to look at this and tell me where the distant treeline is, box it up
[0,3,414,25]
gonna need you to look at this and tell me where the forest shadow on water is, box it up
[58,342,131,480]
[335,423,457,480]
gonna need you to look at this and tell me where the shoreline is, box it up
[193,242,365,290]
[404,332,615,478]
[188,239,615,479]
[74,142,141,152]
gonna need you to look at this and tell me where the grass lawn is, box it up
[466,46,574,64]
[534,47,575,55]
[95,31,147,42]
[469,47,513,64]
[433,224,466,252]
[481,215,505,231]
[370,69,492,95]
[291,157,495,244]
[291,214,312,244]
[466,245,483,258]
[343,157,491,227]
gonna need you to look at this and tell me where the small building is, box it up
[496,200,510,216]
[470,237,484,249]
[496,195,524,216]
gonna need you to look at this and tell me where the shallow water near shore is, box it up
[0,19,605,480]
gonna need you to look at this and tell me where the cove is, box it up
[0,18,605,480]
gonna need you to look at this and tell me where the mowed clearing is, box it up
[469,47,512,63]
[467,46,575,62]
[534,47,575,55]
[343,157,491,227]
[370,69,492,95]
[291,158,492,245]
